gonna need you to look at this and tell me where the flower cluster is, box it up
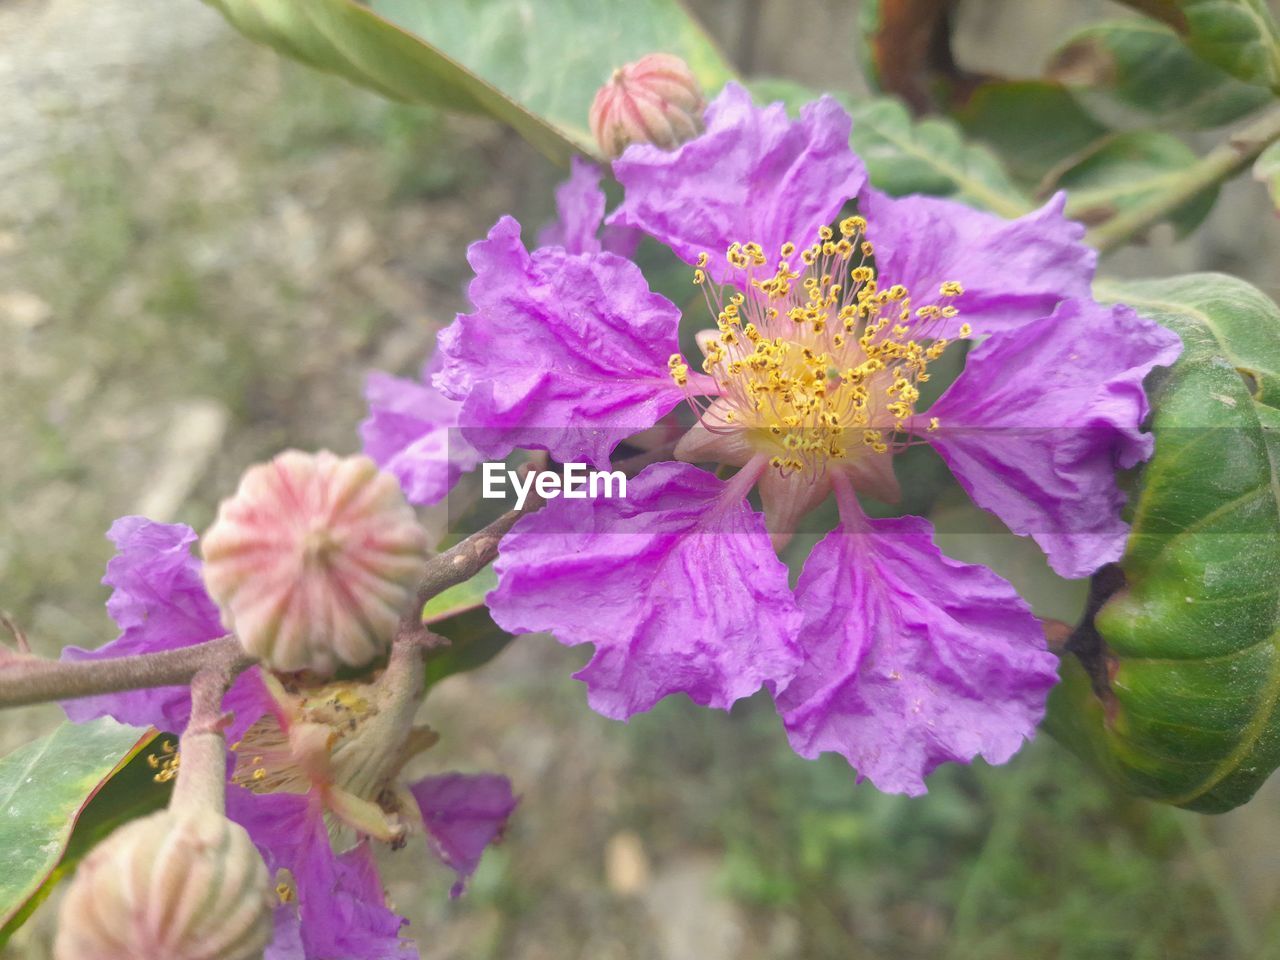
[364,83,1181,795]
[63,454,516,959]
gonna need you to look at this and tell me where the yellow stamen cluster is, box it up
[671,218,966,477]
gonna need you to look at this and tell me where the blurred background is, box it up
[2,0,1280,957]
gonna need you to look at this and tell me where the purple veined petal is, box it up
[488,460,803,719]
[408,772,518,898]
[775,497,1060,796]
[433,216,687,469]
[360,369,481,507]
[535,156,642,259]
[608,82,866,285]
[923,298,1183,579]
[60,517,271,740]
[860,188,1096,338]
[227,789,416,960]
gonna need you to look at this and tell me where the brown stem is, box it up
[1087,107,1280,253]
[0,635,254,711]
[170,652,241,816]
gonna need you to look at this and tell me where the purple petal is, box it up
[776,510,1060,796]
[227,789,415,960]
[360,369,480,506]
[608,83,866,284]
[408,772,518,898]
[536,156,606,255]
[488,461,803,719]
[861,189,1096,337]
[924,298,1182,578]
[434,217,686,469]
[60,518,269,739]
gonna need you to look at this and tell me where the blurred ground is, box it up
[2,0,1280,958]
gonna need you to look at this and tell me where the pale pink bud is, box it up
[54,809,273,960]
[589,53,706,159]
[202,450,428,675]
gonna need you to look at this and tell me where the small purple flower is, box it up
[423,82,1181,792]
[65,519,517,958]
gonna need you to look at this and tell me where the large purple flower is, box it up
[374,82,1181,792]
[63,519,516,959]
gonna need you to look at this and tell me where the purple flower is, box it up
[64,519,517,958]
[360,360,481,507]
[432,83,1180,791]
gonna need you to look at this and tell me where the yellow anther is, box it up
[696,252,709,267]
[928,417,940,432]
[958,323,973,337]
[940,280,964,297]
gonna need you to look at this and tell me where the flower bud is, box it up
[202,450,428,675]
[589,53,705,159]
[54,808,273,960]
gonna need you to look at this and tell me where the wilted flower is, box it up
[201,450,429,675]
[54,807,274,960]
[371,83,1181,794]
[589,52,705,158]
[62,516,516,958]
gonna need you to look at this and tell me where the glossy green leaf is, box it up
[1049,20,1271,129]
[1255,140,1280,209]
[1180,0,1280,92]
[0,720,159,942]
[1058,131,1219,237]
[203,0,734,165]
[1047,273,1280,813]
[749,79,1031,218]
[952,81,1110,187]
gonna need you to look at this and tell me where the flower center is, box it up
[669,218,969,478]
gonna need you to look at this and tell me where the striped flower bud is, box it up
[589,53,706,159]
[54,809,273,960]
[201,450,428,675]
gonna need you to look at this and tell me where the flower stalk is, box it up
[0,506,528,712]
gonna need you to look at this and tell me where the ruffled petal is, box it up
[488,461,803,719]
[860,189,1096,337]
[434,217,686,469]
[609,83,866,284]
[408,772,518,898]
[775,508,1059,795]
[61,518,269,739]
[227,789,415,960]
[537,156,607,254]
[360,368,480,507]
[924,298,1182,578]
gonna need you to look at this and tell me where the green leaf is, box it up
[1255,140,1280,209]
[0,720,162,943]
[1047,273,1280,813]
[1049,20,1271,129]
[422,563,498,624]
[1179,0,1280,92]
[847,98,1032,218]
[748,80,1031,218]
[951,81,1111,187]
[202,0,583,162]
[425,604,515,688]
[1058,131,1219,237]
[370,0,735,153]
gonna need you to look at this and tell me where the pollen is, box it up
[688,222,964,477]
